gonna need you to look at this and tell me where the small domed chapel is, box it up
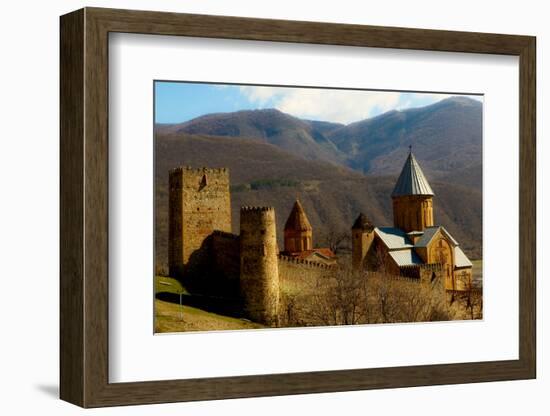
[281,199,337,265]
[167,151,474,325]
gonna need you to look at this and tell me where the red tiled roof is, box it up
[290,248,335,260]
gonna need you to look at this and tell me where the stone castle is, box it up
[168,152,474,326]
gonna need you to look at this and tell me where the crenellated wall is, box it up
[399,263,445,296]
[278,255,335,292]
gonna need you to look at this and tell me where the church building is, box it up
[281,199,337,265]
[352,151,474,291]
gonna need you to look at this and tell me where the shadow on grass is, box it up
[155,292,244,319]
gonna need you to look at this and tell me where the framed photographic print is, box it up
[60,7,536,408]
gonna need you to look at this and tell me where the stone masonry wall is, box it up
[168,167,231,286]
[392,195,434,233]
[351,229,375,273]
[278,255,334,292]
[211,231,240,280]
[239,207,280,326]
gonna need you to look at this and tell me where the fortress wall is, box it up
[277,266,449,327]
[367,270,424,285]
[399,263,445,299]
[399,262,473,294]
[211,231,240,282]
[278,256,335,293]
[454,267,474,291]
[278,259,436,297]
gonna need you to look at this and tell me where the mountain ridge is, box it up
[154,96,483,271]
[155,96,482,189]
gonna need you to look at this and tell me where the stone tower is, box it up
[239,207,280,326]
[391,151,434,233]
[168,167,231,281]
[351,213,375,273]
[283,199,313,253]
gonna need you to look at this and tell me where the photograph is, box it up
[153,82,483,333]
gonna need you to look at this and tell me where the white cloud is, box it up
[238,86,481,124]
[280,89,404,124]
[239,86,284,104]
[240,86,401,123]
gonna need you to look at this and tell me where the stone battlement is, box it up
[278,254,334,270]
[170,166,229,174]
[240,201,279,327]
[240,206,275,212]
[366,271,423,285]
[400,263,443,272]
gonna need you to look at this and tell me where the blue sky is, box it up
[155,81,482,125]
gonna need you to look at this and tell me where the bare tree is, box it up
[458,271,483,320]
[278,241,456,327]
[318,226,350,254]
[300,265,368,326]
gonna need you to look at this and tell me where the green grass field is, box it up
[155,299,264,333]
[155,275,189,296]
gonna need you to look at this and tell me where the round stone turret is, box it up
[239,206,279,326]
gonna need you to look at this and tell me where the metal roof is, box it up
[414,227,440,247]
[375,227,413,249]
[391,152,435,197]
[389,249,423,267]
[454,246,473,268]
[415,226,459,248]
[376,226,472,268]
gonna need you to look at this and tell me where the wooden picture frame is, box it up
[60,7,536,408]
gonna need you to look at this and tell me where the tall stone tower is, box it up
[391,151,434,233]
[351,213,375,273]
[283,199,313,253]
[239,207,280,326]
[168,167,232,281]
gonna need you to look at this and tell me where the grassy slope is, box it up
[155,276,189,295]
[155,299,263,333]
[154,276,263,333]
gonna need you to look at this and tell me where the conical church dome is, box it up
[391,151,434,197]
[284,200,313,253]
[284,200,312,232]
